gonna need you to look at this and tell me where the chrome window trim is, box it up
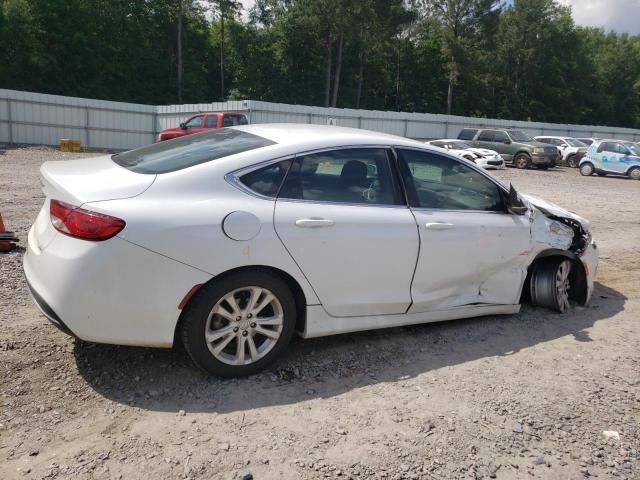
[225,144,406,206]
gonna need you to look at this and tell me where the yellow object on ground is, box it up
[59,139,82,152]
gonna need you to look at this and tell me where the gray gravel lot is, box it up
[0,146,639,480]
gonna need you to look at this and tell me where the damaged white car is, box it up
[24,125,598,377]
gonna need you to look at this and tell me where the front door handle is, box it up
[295,218,335,228]
[425,222,455,230]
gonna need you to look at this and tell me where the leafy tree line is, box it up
[1,0,639,128]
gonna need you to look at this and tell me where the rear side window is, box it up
[477,130,495,141]
[457,129,477,141]
[239,160,291,198]
[113,129,276,174]
[204,115,219,128]
[279,148,400,205]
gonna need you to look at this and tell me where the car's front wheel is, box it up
[529,259,573,313]
[580,162,595,176]
[514,153,531,169]
[628,167,640,180]
[181,270,297,377]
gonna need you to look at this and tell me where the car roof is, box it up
[231,123,426,149]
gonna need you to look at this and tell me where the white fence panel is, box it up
[2,89,640,150]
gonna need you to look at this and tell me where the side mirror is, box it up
[503,139,511,144]
[507,184,528,215]
[179,122,187,130]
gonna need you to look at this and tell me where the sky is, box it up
[511,0,640,34]
[239,0,640,35]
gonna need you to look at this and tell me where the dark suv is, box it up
[457,128,558,169]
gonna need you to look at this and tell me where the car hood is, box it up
[160,127,185,134]
[521,193,591,234]
[467,147,499,156]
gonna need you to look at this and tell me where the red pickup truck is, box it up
[157,112,249,142]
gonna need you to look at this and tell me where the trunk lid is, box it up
[34,155,155,251]
[40,155,156,205]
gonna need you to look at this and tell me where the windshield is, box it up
[508,130,534,142]
[566,138,586,147]
[626,144,640,156]
[112,129,275,174]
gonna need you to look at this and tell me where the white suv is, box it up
[534,136,588,168]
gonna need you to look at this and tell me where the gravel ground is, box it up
[0,146,639,480]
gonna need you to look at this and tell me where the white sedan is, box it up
[425,139,505,169]
[25,125,598,377]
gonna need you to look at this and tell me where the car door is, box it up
[396,148,532,312]
[203,114,220,130]
[274,147,419,317]
[597,142,622,173]
[183,114,207,135]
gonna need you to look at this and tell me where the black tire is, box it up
[580,162,594,176]
[529,259,573,313]
[566,155,579,168]
[181,270,297,377]
[514,152,531,169]
[628,167,640,180]
[538,165,549,170]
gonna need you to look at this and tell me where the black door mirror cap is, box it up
[179,122,187,130]
[507,184,528,215]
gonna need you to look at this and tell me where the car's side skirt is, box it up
[300,304,521,338]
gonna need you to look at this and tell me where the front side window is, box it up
[279,148,398,206]
[397,149,505,212]
[508,130,534,142]
[113,129,276,174]
[184,115,203,128]
[239,160,291,198]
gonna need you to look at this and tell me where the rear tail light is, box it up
[50,200,125,241]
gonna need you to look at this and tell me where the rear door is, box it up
[274,147,419,317]
[396,148,531,312]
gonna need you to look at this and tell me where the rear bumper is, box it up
[25,277,76,338]
[23,226,211,348]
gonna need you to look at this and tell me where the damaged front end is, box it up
[507,185,598,311]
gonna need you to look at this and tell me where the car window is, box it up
[449,141,472,149]
[508,130,534,142]
[457,129,477,141]
[237,115,249,125]
[548,138,563,146]
[615,143,631,155]
[431,141,446,148]
[397,149,505,212]
[493,131,509,143]
[578,138,593,145]
[223,114,247,127]
[185,115,203,128]
[239,160,291,198]
[204,115,218,128]
[536,137,550,143]
[600,142,618,153]
[628,144,640,156]
[477,130,494,141]
[112,128,276,174]
[279,148,399,206]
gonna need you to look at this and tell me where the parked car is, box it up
[457,128,558,169]
[425,139,505,169]
[579,139,640,180]
[576,138,600,146]
[157,112,249,141]
[534,136,588,167]
[25,124,598,377]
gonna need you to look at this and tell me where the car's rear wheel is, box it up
[529,259,573,313]
[181,270,297,377]
[580,162,594,176]
[514,153,531,169]
[628,167,640,180]
[566,155,579,168]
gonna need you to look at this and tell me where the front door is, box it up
[274,147,419,317]
[396,148,531,312]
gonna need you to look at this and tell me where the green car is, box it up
[457,128,559,169]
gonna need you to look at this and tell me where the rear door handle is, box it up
[295,218,335,228]
[425,222,455,230]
